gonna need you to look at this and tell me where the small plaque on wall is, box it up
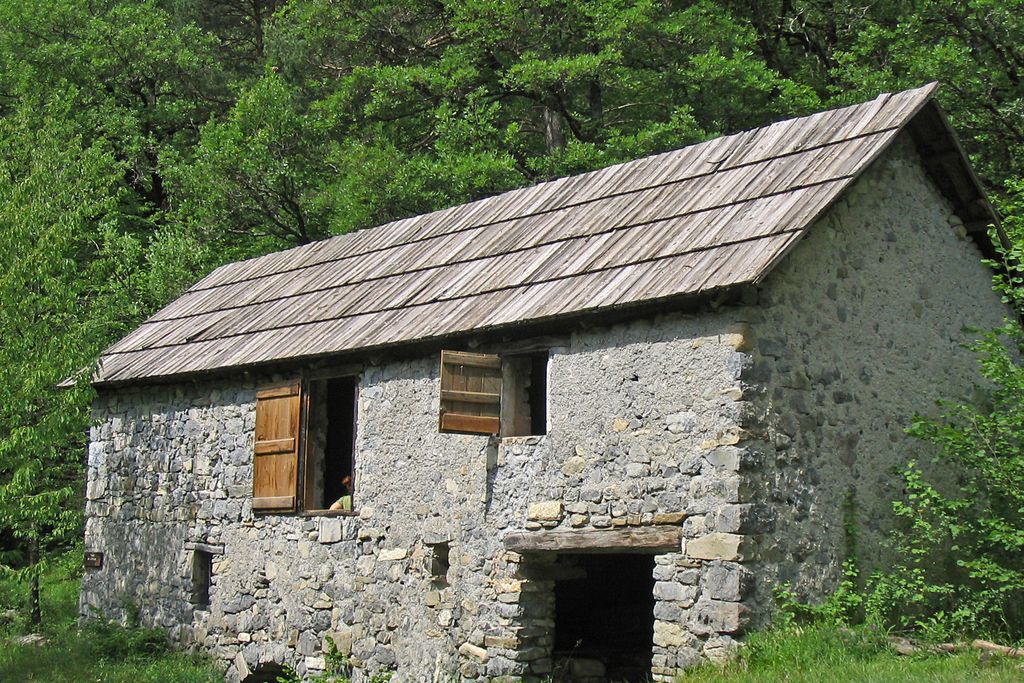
[84,551,103,569]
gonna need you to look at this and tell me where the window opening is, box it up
[427,542,450,585]
[254,377,358,515]
[553,554,654,680]
[323,377,356,511]
[501,351,548,437]
[190,550,212,609]
[438,349,549,437]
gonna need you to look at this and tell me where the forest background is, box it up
[1,0,1023,641]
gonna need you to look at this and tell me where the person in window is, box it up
[329,474,353,511]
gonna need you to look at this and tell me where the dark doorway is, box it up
[241,664,288,683]
[554,553,655,680]
[190,549,212,609]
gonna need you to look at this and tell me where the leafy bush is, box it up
[866,324,1024,641]
[79,617,172,661]
[776,560,866,628]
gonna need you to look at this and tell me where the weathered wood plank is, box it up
[441,351,503,369]
[252,495,295,511]
[439,413,500,435]
[256,384,300,399]
[441,389,502,404]
[503,526,683,553]
[253,437,296,455]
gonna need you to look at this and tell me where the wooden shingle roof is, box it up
[92,82,998,386]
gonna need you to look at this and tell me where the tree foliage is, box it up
[0,98,130,621]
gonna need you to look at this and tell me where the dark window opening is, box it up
[528,353,548,436]
[190,550,212,609]
[501,352,548,437]
[323,377,356,510]
[554,554,654,680]
[300,376,358,512]
[428,542,450,585]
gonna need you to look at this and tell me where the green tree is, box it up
[0,98,131,624]
[0,3,233,624]
[829,0,1024,187]
[167,0,820,250]
[163,73,337,255]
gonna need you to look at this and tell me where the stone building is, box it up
[79,83,1009,682]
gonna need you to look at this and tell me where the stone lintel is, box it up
[686,532,746,561]
[183,542,224,555]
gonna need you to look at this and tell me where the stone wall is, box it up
[82,307,753,682]
[80,132,1007,681]
[739,133,1009,611]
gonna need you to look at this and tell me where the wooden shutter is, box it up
[252,383,302,511]
[439,351,502,435]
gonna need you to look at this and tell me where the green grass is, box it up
[678,623,1024,683]
[0,553,222,683]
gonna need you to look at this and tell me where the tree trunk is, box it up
[543,106,565,153]
[28,536,41,626]
[589,78,602,125]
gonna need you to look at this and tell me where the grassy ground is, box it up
[0,553,222,682]
[678,623,1024,683]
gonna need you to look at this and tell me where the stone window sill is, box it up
[300,509,358,517]
[500,435,546,445]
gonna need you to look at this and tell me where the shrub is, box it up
[866,324,1024,641]
[79,617,172,661]
[776,560,865,628]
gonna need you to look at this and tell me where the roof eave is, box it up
[905,98,1005,260]
[89,285,746,390]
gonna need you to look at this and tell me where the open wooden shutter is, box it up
[439,351,502,435]
[252,383,301,511]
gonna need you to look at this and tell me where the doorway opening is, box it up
[553,553,655,680]
[241,664,288,683]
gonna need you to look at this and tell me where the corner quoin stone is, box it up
[685,533,746,561]
[690,600,750,635]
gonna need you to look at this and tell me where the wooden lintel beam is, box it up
[302,363,363,381]
[503,525,683,553]
[482,334,571,355]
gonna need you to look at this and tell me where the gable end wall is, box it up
[739,132,1008,612]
